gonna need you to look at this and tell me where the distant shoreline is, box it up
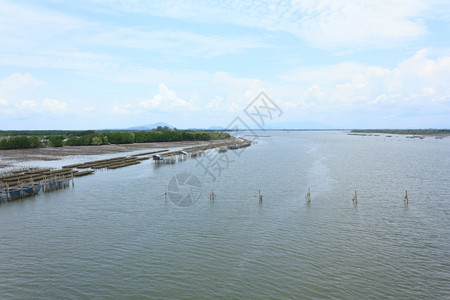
[350,129,450,137]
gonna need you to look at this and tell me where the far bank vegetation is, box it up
[0,127,230,150]
[351,129,450,135]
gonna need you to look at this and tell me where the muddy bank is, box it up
[0,138,236,168]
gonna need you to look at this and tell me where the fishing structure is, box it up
[1,138,253,204]
[404,190,409,204]
[0,168,75,202]
[305,188,311,203]
[218,147,227,153]
[152,137,252,164]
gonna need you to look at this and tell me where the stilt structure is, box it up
[305,188,311,203]
[352,190,358,204]
[258,190,263,203]
[0,166,75,202]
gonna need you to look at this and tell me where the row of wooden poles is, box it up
[174,188,410,205]
[305,188,409,204]
[349,190,409,204]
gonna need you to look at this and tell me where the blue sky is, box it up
[0,0,449,130]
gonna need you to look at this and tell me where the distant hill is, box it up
[127,122,175,130]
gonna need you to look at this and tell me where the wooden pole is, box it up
[164,185,167,202]
[353,190,358,204]
[6,182,10,201]
[210,189,215,202]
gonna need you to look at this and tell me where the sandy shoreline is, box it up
[0,138,234,169]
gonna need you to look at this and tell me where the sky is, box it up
[0,0,449,130]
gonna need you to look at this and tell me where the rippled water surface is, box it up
[1,131,449,299]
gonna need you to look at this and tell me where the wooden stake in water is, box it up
[164,185,168,202]
[259,190,263,203]
[6,182,10,201]
[352,190,358,204]
[404,190,408,204]
[210,190,215,202]
[305,188,311,203]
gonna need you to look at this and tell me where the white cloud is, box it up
[112,104,133,115]
[423,87,435,95]
[12,98,70,115]
[0,97,70,118]
[139,83,195,112]
[0,52,117,71]
[42,98,68,113]
[0,0,82,32]
[84,106,96,112]
[204,94,244,113]
[19,100,38,111]
[295,0,429,49]
[278,49,450,119]
[82,0,439,50]
[0,73,44,91]
[206,96,224,110]
[108,77,268,119]
[0,73,44,117]
[90,28,267,58]
[280,62,367,85]
[0,0,266,75]
[0,0,88,54]
[1,0,434,72]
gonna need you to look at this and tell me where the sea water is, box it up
[1,131,449,299]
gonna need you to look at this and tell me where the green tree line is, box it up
[0,130,230,150]
[0,130,96,137]
[0,136,41,150]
